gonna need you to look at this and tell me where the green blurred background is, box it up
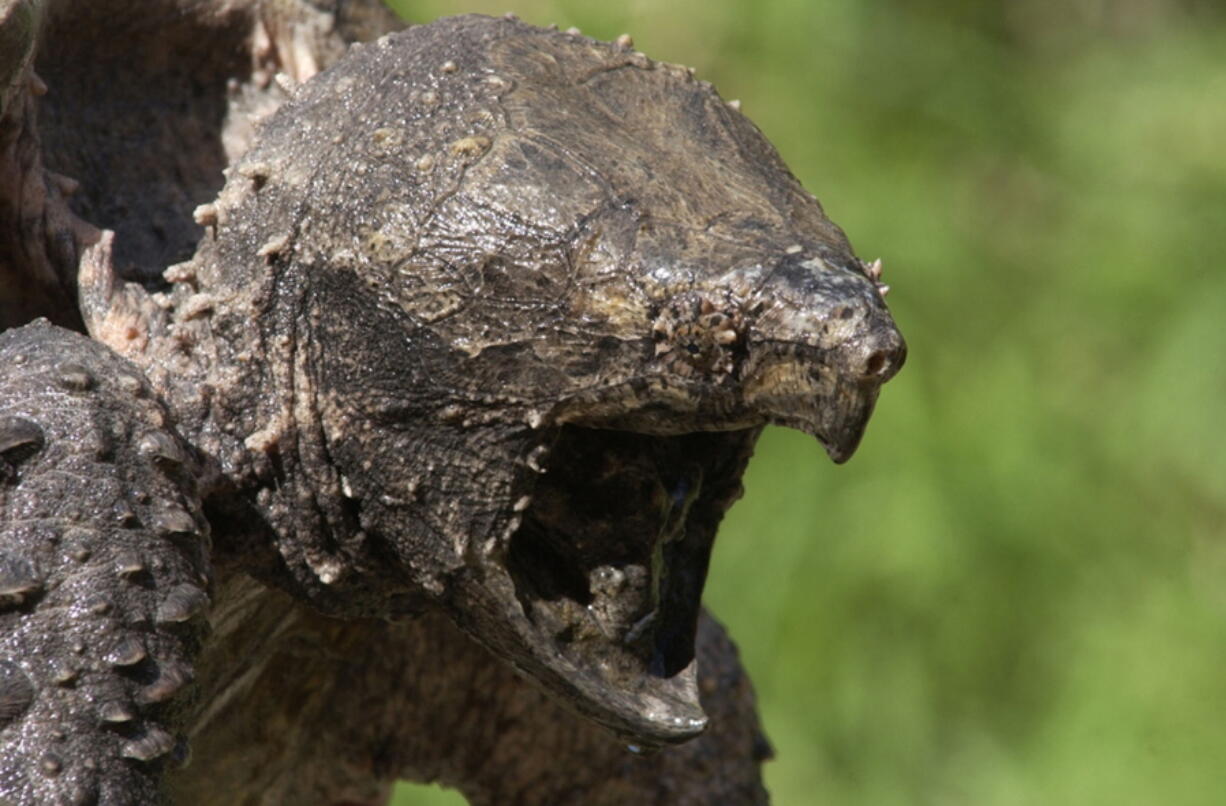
[383,1,1226,803]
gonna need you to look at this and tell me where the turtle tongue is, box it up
[447,426,756,745]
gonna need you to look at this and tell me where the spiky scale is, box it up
[151,507,196,537]
[136,432,185,469]
[117,372,146,396]
[86,597,112,615]
[48,663,78,687]
[114,551,147,579]
[99,701,137,724]
[155,585,208,624]
[192,203,218,227]
[137,662,192,706]
[0,417,44,458]
[39,753,62,777]
[53,363,94,392]
[106,637,147,667]
[121,727,176,763]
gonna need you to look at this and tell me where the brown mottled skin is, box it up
[0,2,904,804]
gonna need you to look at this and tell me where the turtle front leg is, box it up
[0,322,211,805]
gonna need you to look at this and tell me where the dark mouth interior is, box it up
[505,423,759,679]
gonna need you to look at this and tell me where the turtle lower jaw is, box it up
[448,425,758,745]
[448,562,710,744]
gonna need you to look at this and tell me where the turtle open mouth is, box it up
[440,275,905,745]
[449,421,759,746]
[507,425,752,675]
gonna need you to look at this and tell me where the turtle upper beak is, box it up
[743,279,906,463]
[819,315,907,462]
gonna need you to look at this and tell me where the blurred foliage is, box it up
[384,0,1226,803]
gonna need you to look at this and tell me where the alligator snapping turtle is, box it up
[0,4,904,804]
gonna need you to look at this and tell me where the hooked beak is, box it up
[745,317,906,463]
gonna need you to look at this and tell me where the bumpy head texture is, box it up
[147,15,905,744]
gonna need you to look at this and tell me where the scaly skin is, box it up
[0,321,209,804]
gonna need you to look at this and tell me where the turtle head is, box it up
[443,245,905,744]
[135,15,905,746]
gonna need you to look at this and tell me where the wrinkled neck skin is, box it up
[79,230,408,619]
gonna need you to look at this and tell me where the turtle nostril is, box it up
[860,335,906,381]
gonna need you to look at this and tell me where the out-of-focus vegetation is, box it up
[384,0,1226,803]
